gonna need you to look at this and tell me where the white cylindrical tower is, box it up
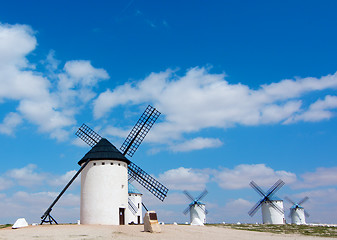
[190,203,206,226]
[127,183,143,224]
[261,199,285,224]
[79,138,130,225]
[290,207,306,224]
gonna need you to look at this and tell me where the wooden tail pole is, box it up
[40,158,91,224]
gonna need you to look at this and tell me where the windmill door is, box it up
[119,208,125,225]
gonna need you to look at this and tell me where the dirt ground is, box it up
[0,224,333,240]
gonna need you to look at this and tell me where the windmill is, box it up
[248,179,285,224]
[285,196,309,225]
[183,190,208,226]
[41,105,168,225]
[127,182,143,224]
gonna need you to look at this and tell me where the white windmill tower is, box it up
[40,105,169,225]
[183,190,208,226]
[78,138,130,225]
[285,196,309,225]
[248,179,285,224]
[127,183,143,224]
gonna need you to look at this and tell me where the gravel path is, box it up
[0,224,331,240]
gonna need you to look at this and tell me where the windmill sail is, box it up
[183,190,208,215]
[285,196,310,219]
[248,179,285,217]
[76,106,168,201]
[128,162,168,201]
[75,123,102,147]
[120,105,160,157]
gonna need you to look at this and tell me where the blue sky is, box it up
[0,0,337,224]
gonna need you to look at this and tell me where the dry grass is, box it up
[208,223,337,238]
[0,224,12,229]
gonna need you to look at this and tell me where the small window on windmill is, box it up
[149,213,158,220]
[93,163,96,166]
[102,162,105,165]
[118,163,121,166]
[110,162,113,165]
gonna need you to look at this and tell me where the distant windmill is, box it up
[127,183,143,225]
[183,190,208,226]
[285,196,309,225]
[248,179,285,224]
[41,105,168,225]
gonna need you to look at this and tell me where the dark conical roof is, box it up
[78,138,130,165]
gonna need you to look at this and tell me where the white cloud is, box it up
[57,60,109,106]
[0,177,13,191]
[213,164,297,190]
[261,74,337,100]
[93,67,337,148]
[226,198,252,210]
[48,170,80,187]
[93,69,171,119]
[199,198,257,224]
[286,95,337,123]
[0,191,80,224]
[44,50,60,73]
[18,99,74,132]
[104,125,130,139]
[6,164,45,187]
[3,164,81,190]
[1,22,337,149]
[63,60,109,87]
[171,137,223,152]
[0,112,23,135]
[0,23,36,68]
[158,192,187,205]
[294,188,337,204]
[0,164,81,223]
[224,198,253,218]
[0,23,110,141]
[294,167,337,189]
[158,167,210,191]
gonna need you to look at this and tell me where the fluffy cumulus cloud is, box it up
[0,164,81,223]
[222,198,254,222]
[6,164,45,187]
[93,67,337,150]
[2,22,337,150]
[0,23,36,67]
[0,191,80,224]
[158,167,210,191]
[47,170,80,187]
[0,23,109,141]
[0,112,22,135]
[171,137,223,152]
[212,164,297,190]
[286,95,337,123]
[0,177,13,191]
[294,167,337,189]
[157,164,337,193]
[3,164,79,189]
